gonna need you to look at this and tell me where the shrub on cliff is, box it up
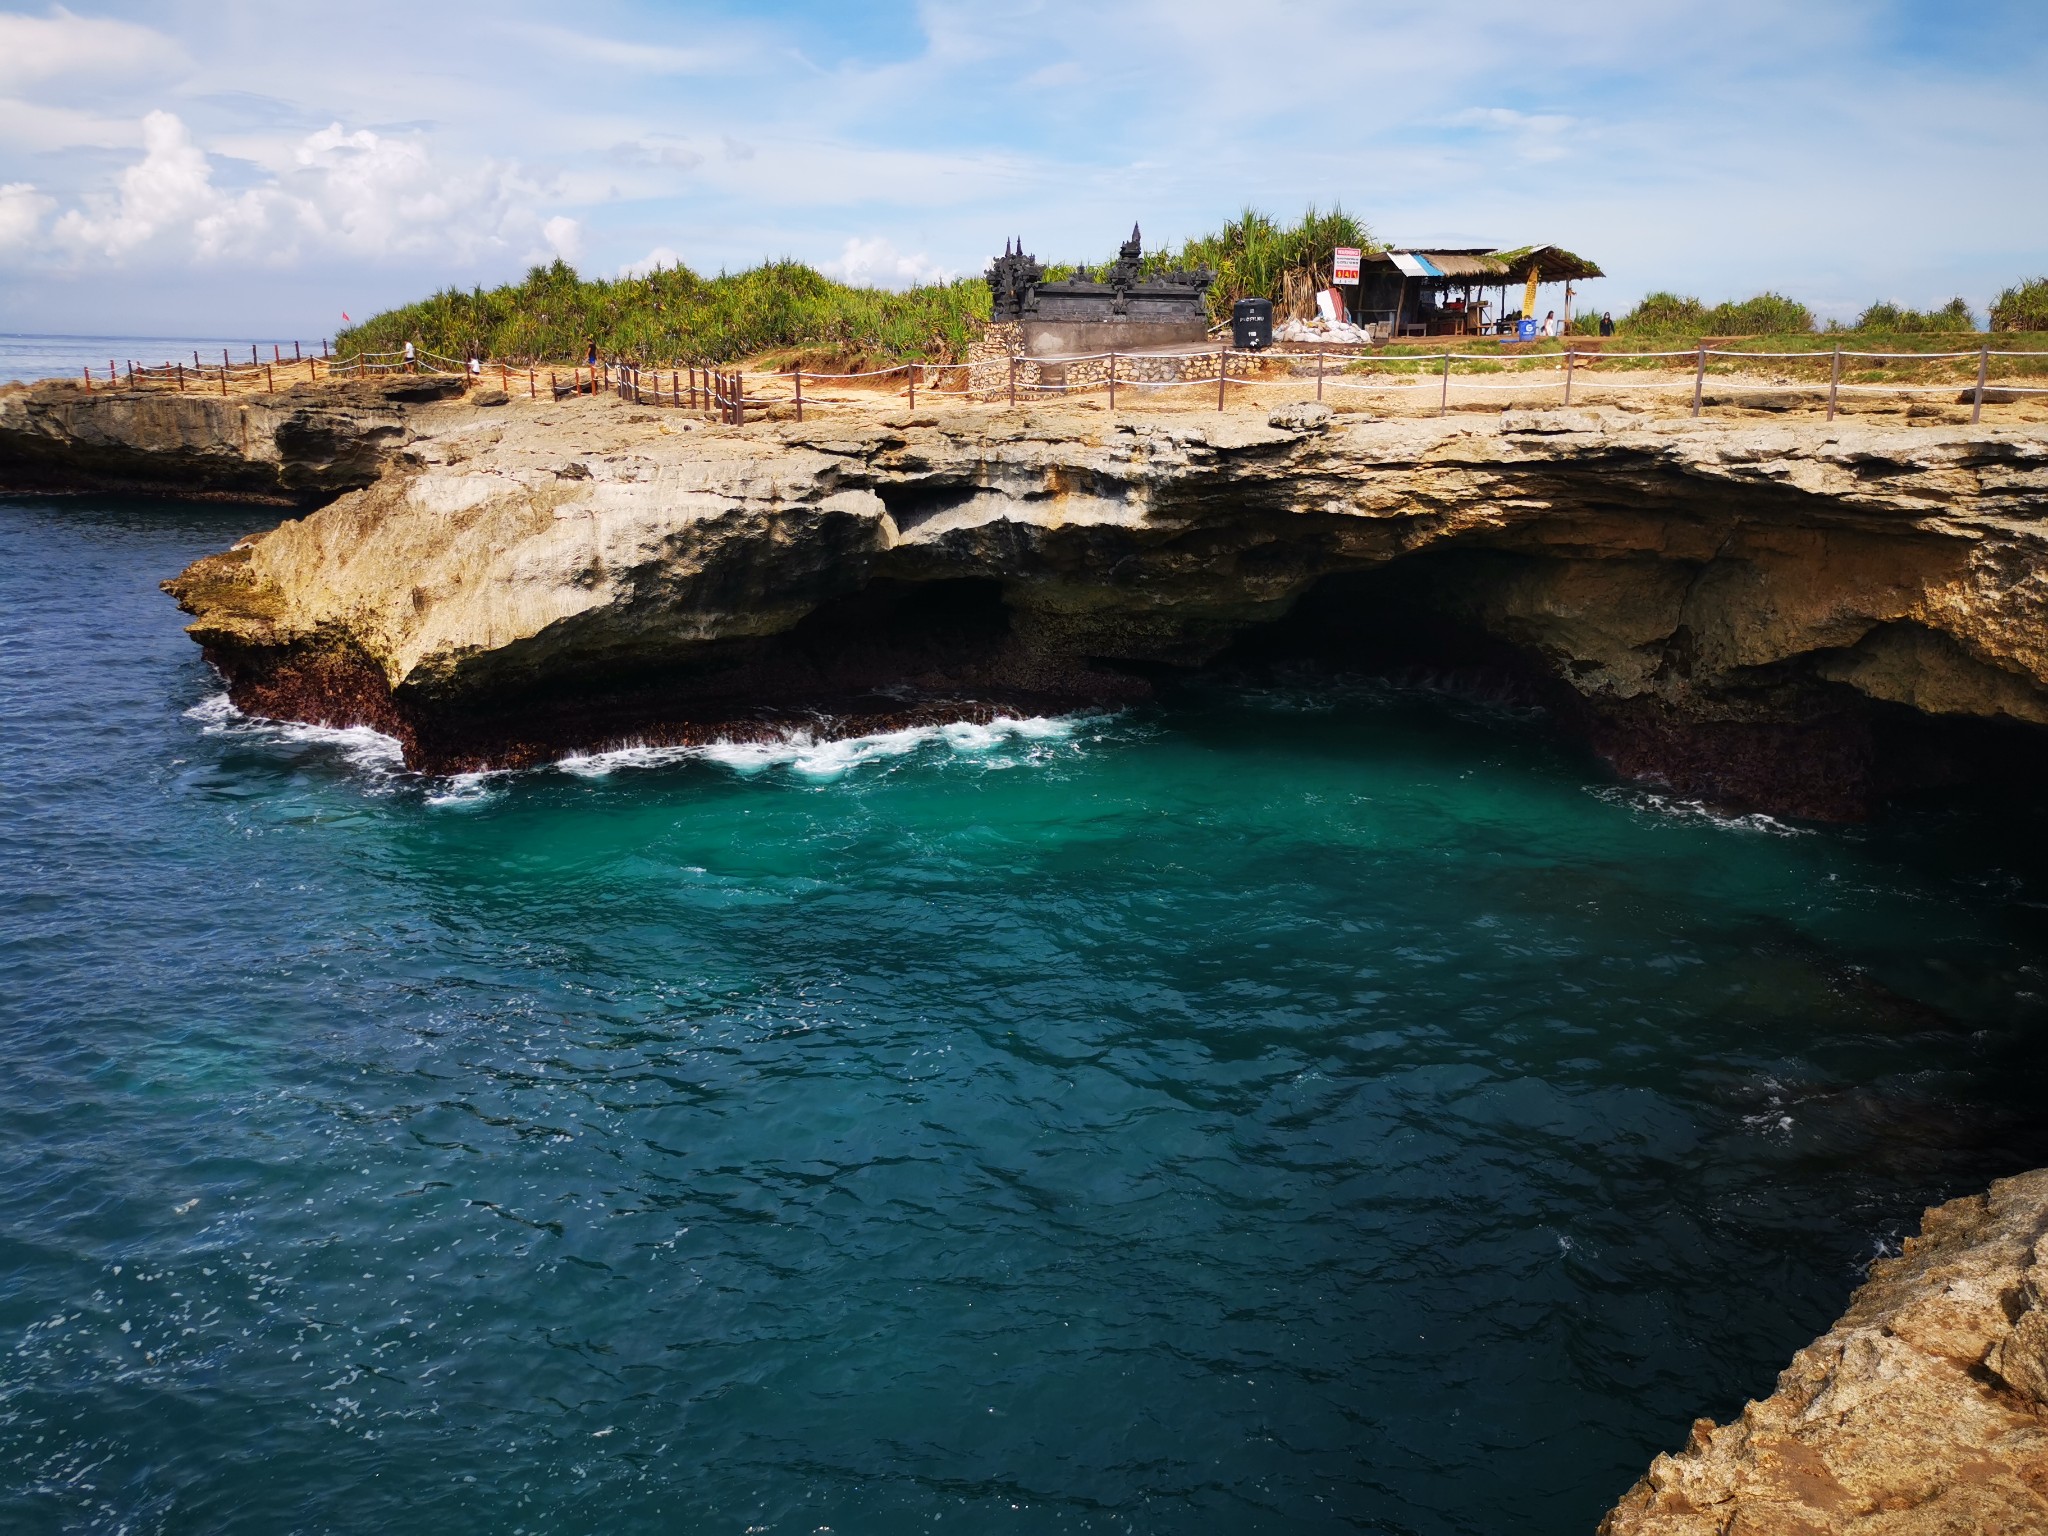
[1991,278,2048,332]
[339,258,991,366]
[1851,297,1977,332]
[1615,290,1815,337]
[1171,206,1379,322]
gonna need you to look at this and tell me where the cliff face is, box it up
[0,375,467,499]
[154,392,2048,814]
[1602,1171,2048,1536]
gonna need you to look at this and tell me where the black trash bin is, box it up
[1232,297,1273,350]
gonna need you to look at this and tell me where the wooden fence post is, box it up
[250,345,258,366]
[531,367,537,400]
[294,340,302,362]
[1108,350,1117,412]
[1316,344,1324,403]
[794,366,803,422]
[1828,346,1841,421]
[1440,350,1452,415]
[908,363,916,411]
[176,362,185,393]
[1217,347,1227,410]
[1692,345,1707,418]
[1974,344,1988,424]
[1562,346,1573,407]
[266,363,274,392]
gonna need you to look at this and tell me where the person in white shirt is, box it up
[402,339,416,373]
[1540,310,1559,338]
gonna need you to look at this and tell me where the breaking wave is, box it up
[185,694,1099,802]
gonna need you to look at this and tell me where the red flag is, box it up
[341,311,350,322]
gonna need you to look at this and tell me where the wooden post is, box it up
[794,366,803,422]
[250,344,258,366]
[1316,344,1324,403]
[1108,350,1117,413]
[82,365,91,392]
[501,363,509,392]
[550,370,557,398]
[220,364,228,396]
[266,363,274,392]
[1692,345,1707,418]
[294,340,302,362]
[272,344,279,362]
[531,367,537,400]
[1440,350,1451,415]
[1217,347,1227,410]
[176,362,185,393]
[1828,345,1841,421]
[1562,346,1573,406]
[908,363,916,411]
[1974,345,1988,424]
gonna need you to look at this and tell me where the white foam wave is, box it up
[187,693,1094,798]
[560,715,1084,782]
[185,693,406,776]
[1588,784,1809,837]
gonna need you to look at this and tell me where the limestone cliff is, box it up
[1601,1170,2048,1535]
[0,375,467,499]
[153,391,2048,814]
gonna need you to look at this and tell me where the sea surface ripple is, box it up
[4,496,2048,1535]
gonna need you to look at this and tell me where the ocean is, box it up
[0,334,331,387]
[4,494,2046,1534]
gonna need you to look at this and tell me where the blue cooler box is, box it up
[1515,319,1539,342]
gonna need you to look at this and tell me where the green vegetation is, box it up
[336,258,990,366]
[1992,277,2048,332]
[1170,206,1377,322]
[338,206,1379,363]
[1612,290,1816,337]
[1846,297,1976,332]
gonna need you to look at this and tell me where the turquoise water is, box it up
[5,496,2048,1535]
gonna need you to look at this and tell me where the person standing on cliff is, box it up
[403,339,416,373]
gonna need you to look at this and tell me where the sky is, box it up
[0,0,2042,337]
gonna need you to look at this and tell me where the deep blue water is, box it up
[4,495,2048,1535]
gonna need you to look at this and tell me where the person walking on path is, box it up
[403,339,416,373]
[1599,311,1615,337]
[1540,310,1559,339]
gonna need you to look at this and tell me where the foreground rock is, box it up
[154,392,2048,815]
[1603,1170,2048,1535]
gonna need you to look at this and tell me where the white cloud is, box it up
[31,111,576,270]
[618,136,704,171]
[819,236,951,291]
[619,245,680,277]
[543,215,582,261]
[0,182,53,248]
[501,23,726,76]
[52,110,251,258]
[0,5,185,92]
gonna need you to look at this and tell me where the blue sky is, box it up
[0,0,2041,335]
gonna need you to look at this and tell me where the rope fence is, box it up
[70,341,2048,426]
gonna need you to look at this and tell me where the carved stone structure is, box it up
[985,227,1215,360]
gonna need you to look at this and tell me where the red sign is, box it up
[1332,247,1362,284]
